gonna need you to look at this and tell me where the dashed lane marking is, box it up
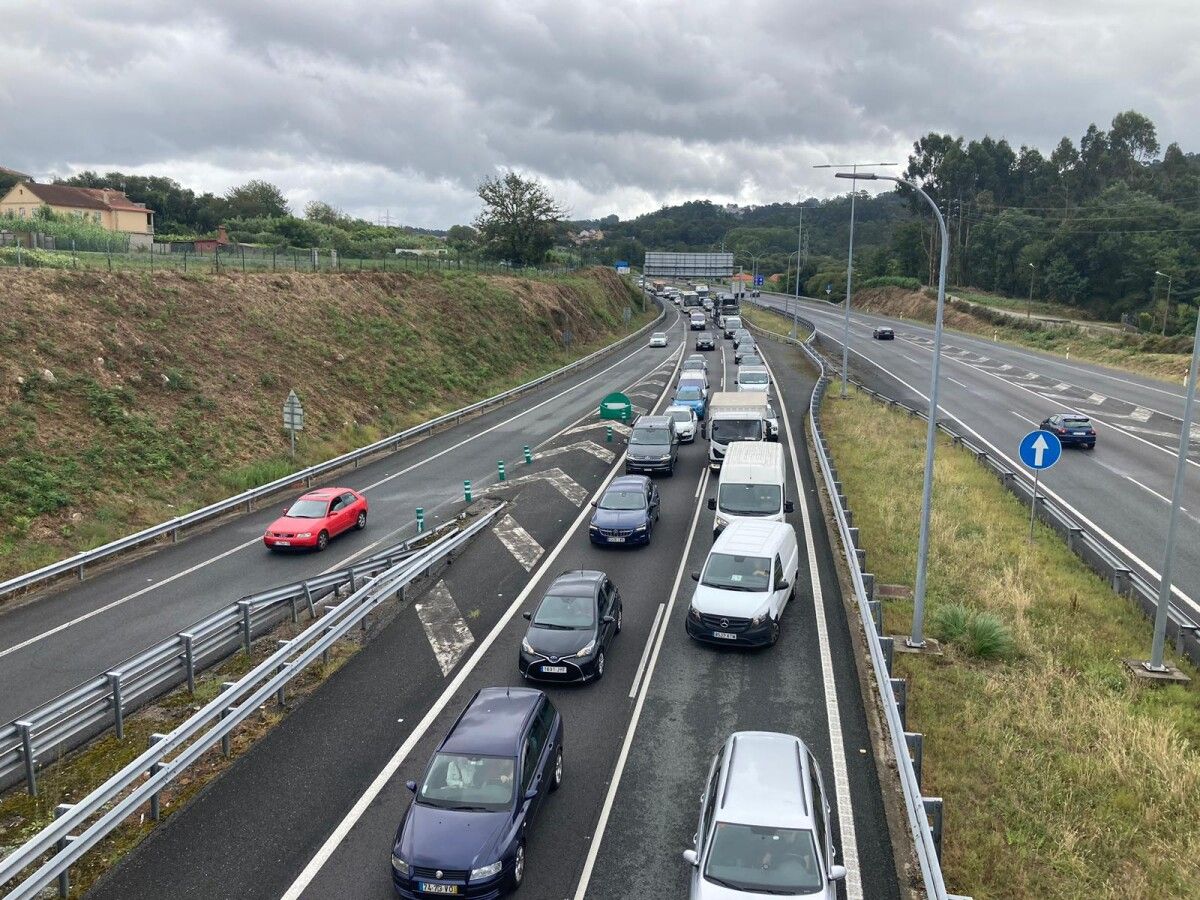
[491,514,545,572]
[414,581,474,677]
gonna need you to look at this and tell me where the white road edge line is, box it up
[572,465,710,900]
[628,602,666,700]
[280,317,687,900]
[763,350,863,898]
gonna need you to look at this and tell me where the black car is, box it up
[695,331,715,351]
[589,475,659,546]
[625,415,679,475]
[520,571,622,682]
[1039,413,1096,448]
[872,327,895,340]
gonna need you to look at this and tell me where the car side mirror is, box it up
[522,611,532,620]
[707,498,716,511]
[405,780,417,793]
[776,579,791,592]
[524,787,538,802]
[784,500,794,513]
[682,849,698,867]
[602,615,615,624]
[690,571,700,582]
[829,865,847,881]
[589,500,597,507]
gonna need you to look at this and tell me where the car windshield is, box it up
[630,427,670,446]
[418,752,516,810]
[700,333,712,340]
[533,592,596,628]
[676,387,703,401]
[668,409,693,425]
[704,823,822,893]
[710,419,763,442]
[684,360,705,370]
[652,333,666,340]
[719,483,783,515]
[702,553,771,592]
[599,489,647,511]
[285,499,328,518]
[740,372,769,385]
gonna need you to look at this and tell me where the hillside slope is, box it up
[0,267,648,578]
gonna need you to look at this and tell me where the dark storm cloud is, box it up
[1,0,1195,226]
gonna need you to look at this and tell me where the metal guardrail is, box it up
[0,525,451,795]
[745,310,961,900]
[0,502,505,899]
[0,297,665,601]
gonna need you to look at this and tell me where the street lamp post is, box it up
[1156,270,1174,336]
[816,162,896,397]
[836,171,948,648]
[1027,262,1035,320]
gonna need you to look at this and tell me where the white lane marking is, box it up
[1121,476,1200,524]
[1010,411,1040,427]
[491,515,544,572]
[280,311,688,900]
[532,440,615,464]
[947,377,968,389]
[763,352,863,898]
[844,350,1200,618]
[563,421,631,438]
[414,581,474,677]
[573,466,710,900]
[627,602,666,699]
[479,467,589,506]
[902,354,921,365]
[627,390,659,402]
[0,536,262,660]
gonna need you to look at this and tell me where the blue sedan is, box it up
[589,476,659,546]
[673,384,707,420]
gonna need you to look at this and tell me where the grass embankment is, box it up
[0,267,651,582]
[740,304,812,341]
[823,387,1200,900]
[852,286,1191,383]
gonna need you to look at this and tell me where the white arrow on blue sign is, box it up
[1019,429,1062,470]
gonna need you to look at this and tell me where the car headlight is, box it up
[521,637,535,654]
[750,613,770,626]
[659,454,672,461]
[471,860,503,880]
[589,522,599,531]
[574,640,596,658]
[714,515,728,529]
[688,606,703,622]
[296,532,312,539]
[633,523,648,532]
[391,854,410,875]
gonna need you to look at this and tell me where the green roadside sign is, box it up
[599,391,633,422]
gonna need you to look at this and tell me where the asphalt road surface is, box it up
[0,303,683,724]
[757,291,1200,630]
[84,314,899,900]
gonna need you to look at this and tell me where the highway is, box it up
[0,305,681,724]
[81,308,901,899]
[756,291,1200,628]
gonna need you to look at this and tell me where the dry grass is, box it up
[822,388,1200,900]
[741,303,812,341]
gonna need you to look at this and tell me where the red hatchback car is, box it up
[264,487,368,552]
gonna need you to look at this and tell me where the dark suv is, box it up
[695,331,715,351]
[391,688,563,897]
[625,415,679,475]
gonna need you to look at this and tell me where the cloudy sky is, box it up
[3,0,1198,228]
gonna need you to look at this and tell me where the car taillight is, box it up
[1056,427,1066,434]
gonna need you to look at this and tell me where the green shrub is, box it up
[931,602,972,642]
[857,275,922,292]
[964,612,1016,659]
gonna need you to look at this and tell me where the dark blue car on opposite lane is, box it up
[391,687,563,898]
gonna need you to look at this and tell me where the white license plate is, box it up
[607,536,625,543]
[274,541,291,546]
[712,631,737,640]
[418,885,459,895]
[1072,431,1087,436]
[542,665,568,674]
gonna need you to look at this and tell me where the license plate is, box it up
[1073,431,1087,436]
[712,631,737,640]
[274,541,291,546]
[542,665,568,674]
[418,885,459,895]
[607,536,625,543]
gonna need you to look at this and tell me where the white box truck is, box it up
[703,392,771,469]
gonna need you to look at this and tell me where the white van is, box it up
[685,520,800,647]
[722,315,743,338]
[708,442,792,539]
[736,365,770,394]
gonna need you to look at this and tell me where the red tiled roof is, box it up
[15,182,153,214]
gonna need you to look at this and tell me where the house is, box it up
[0,181,155,248]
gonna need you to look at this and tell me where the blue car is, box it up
[392,687,563,897]
[589,475,660,546]
[674,384,707,420]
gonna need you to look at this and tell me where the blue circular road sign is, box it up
[1019,429,1062,470]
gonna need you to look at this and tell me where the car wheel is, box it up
[769,619,781,646]
[595,650,606,680]
[355,511,367,530]
[316,531,329,552]
[551,747,564,791]
[510,842,526,889]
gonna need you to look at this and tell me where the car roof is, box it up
[607,475,650,492]
[548,569,605,596]
[717,731,813,828]
[738,365,768,375]
[665,404,695,416]
[300,488,347,499]
[442,687,543,757]
[712,519,793,554]
[634,415,673,428]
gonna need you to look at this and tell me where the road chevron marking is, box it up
[491,514,544,572]
[563,420,631,438]
[532,440,615,464]
[414,581,474,677]
[479,466,589,506]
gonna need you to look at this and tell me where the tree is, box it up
[224,180,290,219]
[446,224,478,253]
[474,172,565,265]
[304,200,348,226]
